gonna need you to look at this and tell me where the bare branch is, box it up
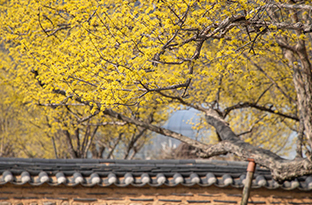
[205,15,245,37]
[124,128,147,159]
[267,3,312,11]
[45,25,71,37]
[65,105,100,123]
[255,84,273,104]
[152,4,189,65]
[106,133,123,159]
[223,102,299,121]
[248,20,312,33]
[237,115,266,137]
[157,90,207,113]
[68,76,99,88]
[150,59,185,65]
[38,103,85,107]
[140,81,190,93]
[102,108,209,150]
[87,7,98,23]
[83,121,127,126]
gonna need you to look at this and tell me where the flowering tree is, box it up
[1,0,312,179]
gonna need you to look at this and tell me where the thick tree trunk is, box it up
[282,43,312,151]
[289,6,312,153]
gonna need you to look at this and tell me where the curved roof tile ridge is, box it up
[0,157,311,191]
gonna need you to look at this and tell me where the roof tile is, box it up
[0,158,311,191]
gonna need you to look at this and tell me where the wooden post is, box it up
[241,159,256,205]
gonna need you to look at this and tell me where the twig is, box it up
[243,54,296,104]
[255,84,273,104]
[237,115,266,137]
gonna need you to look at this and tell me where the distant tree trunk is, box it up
[91,143,105,159]
[124,128,147,159]
[51,135,58,159]
[64,130,78,158]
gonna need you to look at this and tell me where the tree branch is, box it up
[237,115,265,137]
[63,130,77,158]
[204,110,312,180]
[124,128,147,159]
[266,3,312,11]
[106,133,122,159]
[83,125,99,158]
[33,75,312,180]
[223,102,299,121]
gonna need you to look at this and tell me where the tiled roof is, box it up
[0,158,311,191]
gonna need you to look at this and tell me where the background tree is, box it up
[36,102,162,159]
[0,46,162,159]
[1,0,312,180]
[0,50,54,158]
